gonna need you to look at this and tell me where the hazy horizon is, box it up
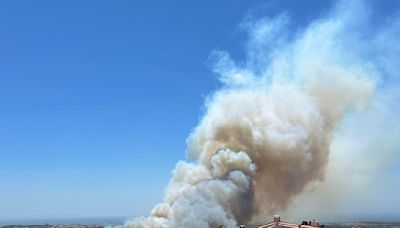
[2,213,400,225]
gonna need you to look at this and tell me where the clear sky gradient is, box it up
[0,0,399,221]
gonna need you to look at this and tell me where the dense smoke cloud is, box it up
[126,0,400,227]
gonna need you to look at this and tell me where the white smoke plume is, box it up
[126,0,400,227]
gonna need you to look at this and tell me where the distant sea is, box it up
[328,214,400,222]
[249,214,400,226]
[0,217,126,226]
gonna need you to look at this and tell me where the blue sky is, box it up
[0,0,399,221]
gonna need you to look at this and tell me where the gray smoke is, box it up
[126,1,400,227]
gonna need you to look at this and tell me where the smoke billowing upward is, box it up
[126,1,400,227]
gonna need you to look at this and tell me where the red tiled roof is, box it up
[258,221,316,228]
